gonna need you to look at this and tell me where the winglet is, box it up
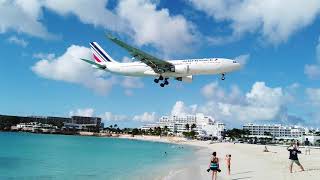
[106,34,117,40]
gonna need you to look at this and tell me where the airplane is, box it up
[80,35,242,87]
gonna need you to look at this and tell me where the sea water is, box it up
[0,132,194,180]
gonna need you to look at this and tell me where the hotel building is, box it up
[243,123,307,138]
[142,114,225,138]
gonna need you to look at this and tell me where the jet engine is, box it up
[174,65,189,74]
[175,75,193,83]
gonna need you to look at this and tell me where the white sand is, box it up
[118,135,320,180]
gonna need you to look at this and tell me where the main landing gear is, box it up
[221,73,226,80]
[154,76,169,87]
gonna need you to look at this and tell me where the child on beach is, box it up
[225,154,231,175]
[207,152,221,180]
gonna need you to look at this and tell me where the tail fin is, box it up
[90,42,117,64]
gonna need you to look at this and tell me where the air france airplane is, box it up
[80,35,241,87]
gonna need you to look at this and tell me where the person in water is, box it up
[287,144,304,173]
[225,154,231,175]
[207,152,221,180]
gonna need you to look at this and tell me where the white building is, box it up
[243,123,307,138]
[142,114,225,138]
[16,122,58,132]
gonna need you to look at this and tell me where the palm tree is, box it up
[163,126,169,136]
[148,128,153,135]
[185,123,190,132]
[114,124,118,128]
[191,123,197,130]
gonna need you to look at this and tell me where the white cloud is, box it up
[305,37,320,79]
[201,81,243,104]
[133,112,157,122]
[69,108,95,117]
[0,0,55,39]
[304,64,320,80]
[246,82,285,107]
[235,54,250,65]
[42,0,127,33]
[7,36,28,47]
[306,88,320,106]
[201,81,225,99]
[2,0,197,56]
[31,45,115,94]
[189,0,320,45]
[33,53,55,60]
[171,101,198,116]
[121,77,144,89]
[173,82,290,126]
[116,0,198,55]
[101,112,128,121]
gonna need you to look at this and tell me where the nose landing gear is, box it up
[221,73,226,80]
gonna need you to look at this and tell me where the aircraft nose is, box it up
[230,60,242,71]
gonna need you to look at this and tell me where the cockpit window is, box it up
[233,60,237,63]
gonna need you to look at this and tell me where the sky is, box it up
[0,0,320,128]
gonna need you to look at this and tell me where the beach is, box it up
[119,135,320,180]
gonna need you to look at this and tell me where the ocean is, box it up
[0,132,195,180]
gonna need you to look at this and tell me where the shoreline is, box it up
[116,134,320,180]
[1,131,320,179]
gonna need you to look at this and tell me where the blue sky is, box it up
[0,0,320,128]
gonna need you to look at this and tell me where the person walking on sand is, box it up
[287,144,304,173]
[225,154,231,175]
[207,152,220,180]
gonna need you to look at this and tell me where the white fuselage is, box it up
[102,58,241,78]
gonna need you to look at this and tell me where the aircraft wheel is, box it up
[221,73,226,80]
[154,79,159,83]
[159,76,164,81]
[164,81,169,85]
[160,83,165,87]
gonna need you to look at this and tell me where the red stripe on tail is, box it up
[93,54,102,63]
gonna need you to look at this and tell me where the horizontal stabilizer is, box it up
[80,58,106,69]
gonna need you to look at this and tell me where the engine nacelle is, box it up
[174,65,189,74]
[175,75,193,83]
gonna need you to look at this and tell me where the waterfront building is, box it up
[142,114,225,138]
[63,116,102,131]
[14,122,58,133]
[1,114,102,132]
[243,123,307,138]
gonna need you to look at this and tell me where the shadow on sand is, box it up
[232,177,252,180]
[232,171,254,175]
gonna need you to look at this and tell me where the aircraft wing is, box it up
[106,34,174,73]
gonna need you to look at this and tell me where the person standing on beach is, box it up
[304,138,311,155]
[225,154,231,175]
[207,152,220,180]
[287,144,304,173]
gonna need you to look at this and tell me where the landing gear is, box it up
[164,78,169,85]
[221,73,226,80]
[154,76,169,87]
